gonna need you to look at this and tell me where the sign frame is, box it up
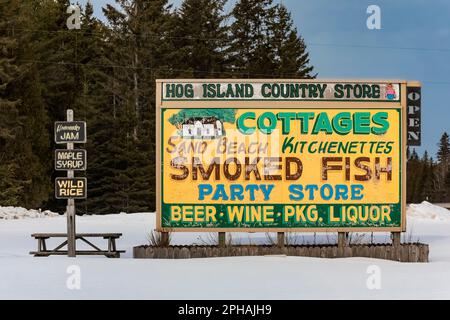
[156,79,419,233]
[55,149,87,171]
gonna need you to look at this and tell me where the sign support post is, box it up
[66,109,76,257]
[160,232,170,246]
[53,111,86,258]
[277,232,285,248]
[218,232,226,247]
[391,232,401,247]
[338,232,348,248]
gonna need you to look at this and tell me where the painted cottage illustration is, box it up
[182,117,224,139]
[169,109,236,140]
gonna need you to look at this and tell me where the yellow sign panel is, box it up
[157,80,412,232]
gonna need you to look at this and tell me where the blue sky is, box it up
[80,0,450,157]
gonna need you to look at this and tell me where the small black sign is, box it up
[55,121,86,144]
[55,178,87,199]
[55,149,87,171]
[407,86,421,146]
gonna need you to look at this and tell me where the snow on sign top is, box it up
[161,80,401,101]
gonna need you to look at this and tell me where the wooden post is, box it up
[218,232,226,248]
[337,232,348,257]
[277,232,285,248]
[338,232,348,248]
[391,232,401,247]
[160,232,170,247]
[66,109,76,258]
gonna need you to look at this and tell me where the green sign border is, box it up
[160,107,402,229]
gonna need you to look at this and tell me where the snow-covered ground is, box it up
[1,202,450,299]
[0,206,59,220]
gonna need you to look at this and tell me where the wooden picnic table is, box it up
[30,233,125,258]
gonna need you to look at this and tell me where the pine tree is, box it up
[101,0,176,213]
[0,0,51,208]
[32,0,78,121]
[428,158,440,202]
[445,170,450,202]
[418,152,439,202]
[267,4,314,78]
[0,0,320,212]
[173,0,228,78]
[437,132,450,179]
[10,65,51,208]
[228,0,314,78]
[6,1,54,208]
[417,151,429,202]
[433,132,450,202]
[0,0,23,205]
[228,0,276,77]
[407,148,421,203]
[75,2,121,214]
[26,0,84,211]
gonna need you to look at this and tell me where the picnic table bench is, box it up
[30,233,125,258]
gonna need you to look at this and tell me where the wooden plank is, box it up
[130,244,429,262]
[353,245,360,257]
[79,237,102,252]
[320,247,327,258]
[277,232,285,248]
[391,232,401,247]
[132,247,139,258]
[344,247,352,258]
[180,248,190,259]
[161,247,169,259]
[331,246,338,258]
[419,245,429,263]
[409,245,419,262]
[160,232,170,247]
[338,232,348,248]
[32,233,122,238]
[145,247,154,258]
[218,232,226,248]
[30,250,125,256]
[337,232,347,257]
[50,239,69,253]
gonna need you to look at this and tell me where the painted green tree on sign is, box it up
[168,109,237,125]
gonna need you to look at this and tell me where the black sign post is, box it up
[54,110,87,257]
[407,86,421,146]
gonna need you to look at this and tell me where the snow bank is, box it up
[0,206,60,220]
[408,201,450,221]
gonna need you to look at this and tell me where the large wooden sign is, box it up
[156,80,420,232]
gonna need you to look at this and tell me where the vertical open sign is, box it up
[407,86,421,146]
